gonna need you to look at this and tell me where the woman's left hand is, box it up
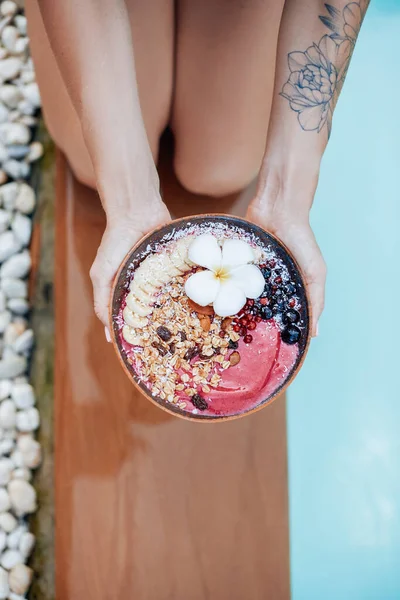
[247,197,326,337]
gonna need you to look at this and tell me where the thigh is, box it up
[26,0,174,188]
[172,0,285,197]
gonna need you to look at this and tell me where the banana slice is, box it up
[122,325,144,346]
[126,292,153,317]
[169,251,188,273]
[175,237,194,268]
[130,280,154,305]
[131,269,158,295]
[123,306,148,329]
[145,254,175,285]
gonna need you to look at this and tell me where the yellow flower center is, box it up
[214,266,230,283]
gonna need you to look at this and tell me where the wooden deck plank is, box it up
[55,143,290,600]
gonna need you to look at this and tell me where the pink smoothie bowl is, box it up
[109,214,311,422]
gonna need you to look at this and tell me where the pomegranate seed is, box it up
[244,334,253,344]
[247,299,255,307]
[240,317,248,326]
[289,298,296,308]
[255,315,262,323]
[268,259,276,268]
[233,324,240,332]
[219,330,226,338]
[239,326,247,337]
[260,297,269,306]
[247,313,255,321]
[275,276,282,285]
[247,321,256,331]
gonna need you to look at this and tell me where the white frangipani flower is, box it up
[184,234,265,317]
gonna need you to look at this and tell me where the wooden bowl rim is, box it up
[109,214,312,423]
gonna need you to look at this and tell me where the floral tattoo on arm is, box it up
[280,1,369,136]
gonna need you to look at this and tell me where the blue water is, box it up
[288,2,400,599]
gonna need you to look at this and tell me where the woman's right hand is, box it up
[90,199,171,329]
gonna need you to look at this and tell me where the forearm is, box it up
[37,0,159,222]
[256,0,369,220]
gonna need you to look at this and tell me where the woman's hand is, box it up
[247,191,326,337]
[90,200,171,329]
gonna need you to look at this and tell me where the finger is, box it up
[306,277,325,336]
[90,265,113,327]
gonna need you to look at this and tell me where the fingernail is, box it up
[105,326,111,343]
[315,322,319,337]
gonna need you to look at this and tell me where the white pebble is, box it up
[0,85,21,109]
[17,436,40,468]
[0,566,8,599]
[0,311,10,334]
[0,251,30,279]
[18,532,34,559]
[3,321,25,346]
[9,563,32,596]
[0,459,12,485]
[0,103,8,125]
[14,16,26,36]
[19,114,36,127]
[15,408,39,432]
[3,159,29,180]
[0,231,20,262]
[26,141,43,163]
[1,279,26,300]
[1,26,18,53]
[7,299,28,315]
[0,210,11,233]
[8,479,36,516]
[9,592,25,600]
[0,57,21,81]
[0,143,6,161]
[0,291,5,312]
[6,525,24,550]
[0,532,5,554]
[16,98,33,115]
[0,400,15,429]
[9,450,22,467]
[0,549,22,570]
[0,2,17,17]
[13,329,33,354]
[0,489,10,513]
[14,184,35,214]
[14,36,28,55]
[0,511,16,533]
[0,355,26,379]
[0,381,10,401]
[0,182,17,210]
[21,82,40,108]
[0,122,29,145]
[11,467,31,481]
[10,384,33,410]
[12,213,31,246]
[0,439,13,455]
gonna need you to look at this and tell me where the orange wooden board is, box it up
[55,148,290,599]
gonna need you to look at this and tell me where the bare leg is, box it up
[26,0,174,189]
[172,0,285,197]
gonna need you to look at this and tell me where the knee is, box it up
[174,154,258,198]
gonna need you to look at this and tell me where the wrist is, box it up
[252,158,320,228]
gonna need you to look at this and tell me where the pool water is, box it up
[287,2,400,599]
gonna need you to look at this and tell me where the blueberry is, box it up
[284,283,296,295]
[281,325,301,345]
[273,288,283,299]
[228,339,239,349]
[283,309,300,324]
[260,306,273,320]
[262,284,272,297]
[272,300,286,313]
[261,267,271,279]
